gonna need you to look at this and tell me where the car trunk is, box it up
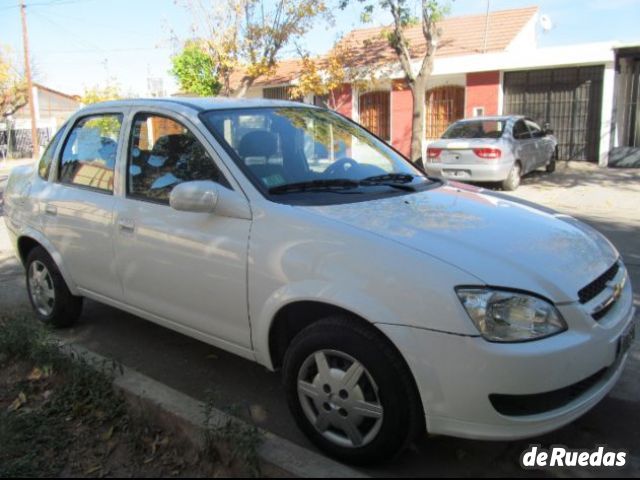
[428,139,504,165]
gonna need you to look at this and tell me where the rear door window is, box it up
[59,114,123,192]
[512,120,531,140]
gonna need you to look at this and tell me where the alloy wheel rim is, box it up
[28,261,55,316]
[297,349,384,449]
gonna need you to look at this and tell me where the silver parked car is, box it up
[424,115,558,190]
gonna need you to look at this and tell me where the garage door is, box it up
[503,66,604,161]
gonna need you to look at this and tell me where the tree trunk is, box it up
[410,80,426,163]
[233,76,253,98]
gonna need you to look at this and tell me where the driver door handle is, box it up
[118,218,135,232]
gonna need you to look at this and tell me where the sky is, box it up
[1,0,639,97]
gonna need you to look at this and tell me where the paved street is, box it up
[1,162,639,477]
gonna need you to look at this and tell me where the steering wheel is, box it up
[324,157,359,178]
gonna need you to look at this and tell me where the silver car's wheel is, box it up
[297,350,384,448]
[28,260,55,316]
[25,246,83,327]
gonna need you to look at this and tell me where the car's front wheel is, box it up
[283,316,424,465]
[26,246,83,328]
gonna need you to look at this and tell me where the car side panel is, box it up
[247,201,484,369]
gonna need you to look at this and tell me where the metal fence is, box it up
[503,66,604,162]
[0,126,51,160]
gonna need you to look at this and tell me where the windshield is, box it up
[442,120,506,139]
[201,107,430,204]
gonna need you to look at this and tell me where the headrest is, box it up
[151,134,196,156]
[238,130,277,158]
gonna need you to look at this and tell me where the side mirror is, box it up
[169,181,251,220]
[543,123,554,135]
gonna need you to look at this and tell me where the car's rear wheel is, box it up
[501,162,521,191]
[283,316,424,465]
[26,246,82,328]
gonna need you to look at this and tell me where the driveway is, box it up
[1,162,639,477]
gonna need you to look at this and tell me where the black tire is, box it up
[25,246,82,328]
[546,148,557,173]
[501,162,521,191]
[282,316,424,465]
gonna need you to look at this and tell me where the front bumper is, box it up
[378,280,636,441]
[424,161,512,182]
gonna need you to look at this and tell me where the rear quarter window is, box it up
[38,125,66,180]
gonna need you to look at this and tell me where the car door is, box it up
[511,119,535,173]
[113,110,253,350]
[525,118,554,168]
[42,111,125,300]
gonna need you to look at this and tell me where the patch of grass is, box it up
[0,312,266,477]
[203,394,263,477]
[0,313,126,477]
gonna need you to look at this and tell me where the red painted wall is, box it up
[391,79,413,157]
[465,71,500,117]
[331,84,353,118]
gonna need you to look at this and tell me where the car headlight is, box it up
[456,288,567,342]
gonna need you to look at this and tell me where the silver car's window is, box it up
[441,120,506,139]
[127,113,227,205]
[525,119,544,138]
[59,114,122,193]
[512,120,531,140]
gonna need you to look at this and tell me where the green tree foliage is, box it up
[79,84,123,136]
[177,0,328,97]
[80,83,122,105]
[171,41,221,97]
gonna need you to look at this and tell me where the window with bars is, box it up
[358,91,391,140]
[262,86,303,102]
[425,86,465,139]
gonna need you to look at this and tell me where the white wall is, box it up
[599,63,616,166]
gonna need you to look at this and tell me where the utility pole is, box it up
[20,0,39,159]
[482,0,491,53]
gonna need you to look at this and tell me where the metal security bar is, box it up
[425,86,465,140]
[503,66,604,162]
[616,56,640,148]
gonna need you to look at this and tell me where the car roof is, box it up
[455,115,524,122]
[82,97,311,112]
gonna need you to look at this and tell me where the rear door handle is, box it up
[118,218,135,232]
[44,204,57,216]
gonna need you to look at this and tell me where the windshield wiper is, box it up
[268,179,360,194]
[359,173,417,191]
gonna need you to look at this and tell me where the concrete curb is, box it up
[60,343,367,478]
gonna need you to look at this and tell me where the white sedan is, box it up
[3,98,635,465]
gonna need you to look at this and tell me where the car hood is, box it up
[301,182,618,303]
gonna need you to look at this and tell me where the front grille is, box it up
[578,262,619,304]
[489,367,609,416]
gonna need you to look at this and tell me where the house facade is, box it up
[2,83,80,158]
[241,6,631,167]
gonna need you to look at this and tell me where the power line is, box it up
[29,8,106,53]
